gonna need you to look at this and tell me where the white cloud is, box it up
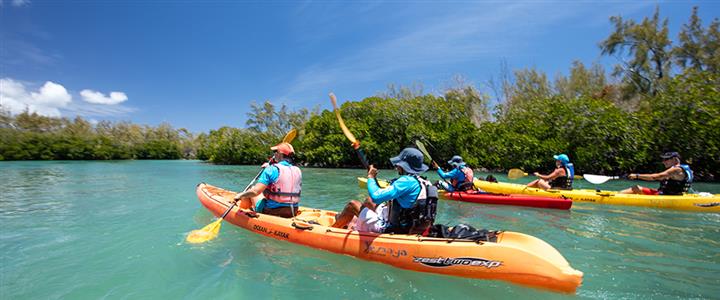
[0,78,71,117]
[80,89,128,105]
[0,77,135,118]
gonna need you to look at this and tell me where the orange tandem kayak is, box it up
[196,183,583,293]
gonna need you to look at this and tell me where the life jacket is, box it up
[262,163,302,204]
[549,163,574,190]
[385,176,438,235]
[451,165,475,191]
[658,164,693,195]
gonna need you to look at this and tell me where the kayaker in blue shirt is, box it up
[233,142,302,218]
[332,147,436,234]
[432,155,475,192]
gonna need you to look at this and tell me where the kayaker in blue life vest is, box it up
[620,151,693,195]
[332,147,437,235]
[233,142,302,218]
[527,154,575,190]
[432,155,475,192]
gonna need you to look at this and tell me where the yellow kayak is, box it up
[473,180,720,212]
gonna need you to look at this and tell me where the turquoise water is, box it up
[1,160,718,299]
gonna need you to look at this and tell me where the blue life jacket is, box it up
[658,164,693,195]
[549,163,574,190]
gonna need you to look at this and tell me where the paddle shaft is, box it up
[219,157,273,219]
[415,140,452,187]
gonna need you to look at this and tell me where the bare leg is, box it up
[527,179,541,188]
[332,200,362,228]
[620,185,644,194]
[537,179,551,190]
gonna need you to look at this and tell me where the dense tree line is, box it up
[1,7,718,181]
[0,111,194,160]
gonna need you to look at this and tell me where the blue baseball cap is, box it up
[553,154,570,165]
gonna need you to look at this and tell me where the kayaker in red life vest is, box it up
[233,142,302,218]
[620,152,694,195]
[527,154,575,190]
[432,155,475,192]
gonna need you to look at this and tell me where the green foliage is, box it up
[644,70,720,179]
[196,127,275,164]
[0,111,192,161]
[600,6,672,98]
[674,7,720,73]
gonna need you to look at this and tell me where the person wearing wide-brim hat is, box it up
[432,155,475,192]
[527,154,575,190]
[332,147,434,234]
[620,152,694,195]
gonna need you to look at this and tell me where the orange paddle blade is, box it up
[329,93,358,145]
[282,128,297,144]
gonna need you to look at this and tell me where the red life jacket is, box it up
[263,163,302,204]
[451,166,474,188]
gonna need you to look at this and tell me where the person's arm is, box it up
[234,166,275,200]
[542,168,565,181]
[233,182,267,200]
[631,167,678,181]
[436,167,453,179]
[367,165,401,204]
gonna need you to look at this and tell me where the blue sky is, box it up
[1,1,718,132]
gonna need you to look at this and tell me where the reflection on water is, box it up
[0,161,718,299]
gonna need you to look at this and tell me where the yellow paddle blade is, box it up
[282,128,297,144]
[508,168,528,180]
[186,218,223,244]
[414,140,432,163]
[329,93,358,145]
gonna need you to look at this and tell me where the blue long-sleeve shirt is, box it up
[367,175,421,209]
[437,165,468,184]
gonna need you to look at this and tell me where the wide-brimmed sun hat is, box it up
[447,155,465,166]
[389,148,429,174]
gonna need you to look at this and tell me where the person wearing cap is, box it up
[620,152,694,195]
[233,142,302,218]
[526,154,575,190]
[332,147,436,234]
[432,155,475,192]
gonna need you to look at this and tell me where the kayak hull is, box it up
[441,191,572,210]
[357,177,572,210]
[196,183,583,293]
[474,180,720,212]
